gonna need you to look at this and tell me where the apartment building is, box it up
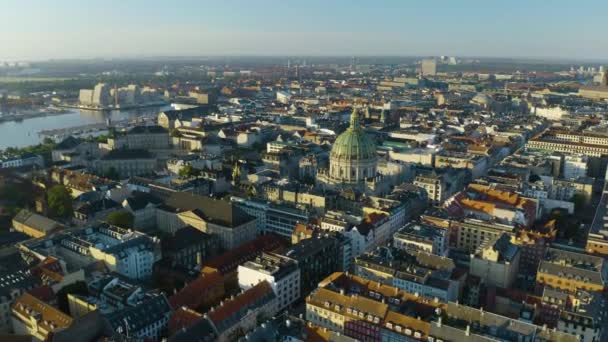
[238,253,300,311]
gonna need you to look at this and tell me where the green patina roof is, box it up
[330,107,377,161]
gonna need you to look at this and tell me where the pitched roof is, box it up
[203,234,287,274]
[164,192,254,228]
[105,293,172,334]
[162,226,214,253]
[0,270,37,299]
[207,281,276,333]
[101,149,154,160]
[123,191,162,211]
[74,198,120,216]
[168,316,217,342]
[169,271,224,310]
[160,106,214,121]
[307,287,388,320]
[168,307,203,335]
[13,209,61,234]
[49,310,119,342]
[12,292,72,332]
[55,136,81,150]
[128,125,168,135]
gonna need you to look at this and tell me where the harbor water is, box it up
[0,105,171,149]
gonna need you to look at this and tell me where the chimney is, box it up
[465,325,470,336]
[437,317,442,327]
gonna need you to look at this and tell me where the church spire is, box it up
[350,106,362,130]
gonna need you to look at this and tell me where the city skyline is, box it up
[2,0,608,61]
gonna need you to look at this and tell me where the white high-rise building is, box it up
[563,155,587,179]
[421,58,437,76]
[238,253,300,311]
[92,83,110,106]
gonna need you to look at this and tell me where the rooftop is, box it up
[240,252,298,280]
[12,292,73,332]
[164,192,254,228]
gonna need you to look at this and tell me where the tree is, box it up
[178,164,199,178]
[105,211,134,228]
[96,134,109,143]
[47,185,73,218]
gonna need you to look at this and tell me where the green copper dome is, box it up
[330,107,377,161]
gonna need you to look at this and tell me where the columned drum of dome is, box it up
[328,107,377,184]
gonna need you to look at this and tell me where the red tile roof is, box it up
[203,234,286,274]
[207,281,273,325]
[168,307,202,335]
[27,286,55,302]
[169,271,223,310]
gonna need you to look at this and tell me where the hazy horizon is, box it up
[2,0,607,61]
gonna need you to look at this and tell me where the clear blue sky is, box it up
[2,0,607,61]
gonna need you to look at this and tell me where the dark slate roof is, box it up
[74,198,121,216]
[282,235,338,261]
[162,226,214,252]
[208,281,276,333]
[163,192,254,228]
[0,231,30,248]
[160,106,215,122]
[168,317,217,342]
[128,125,169,135]
[49,310,121,342]
[0,269,37,299]
[103,236,156,257]
[55,136,81,150]
[124,191,163,211]
[0,248,30,273]
[106,294,173,335]
[101,149,154,160]
[491,233,519,262]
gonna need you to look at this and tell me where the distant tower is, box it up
[351,56,357,72]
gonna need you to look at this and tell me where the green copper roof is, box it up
[330,107,377,161]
